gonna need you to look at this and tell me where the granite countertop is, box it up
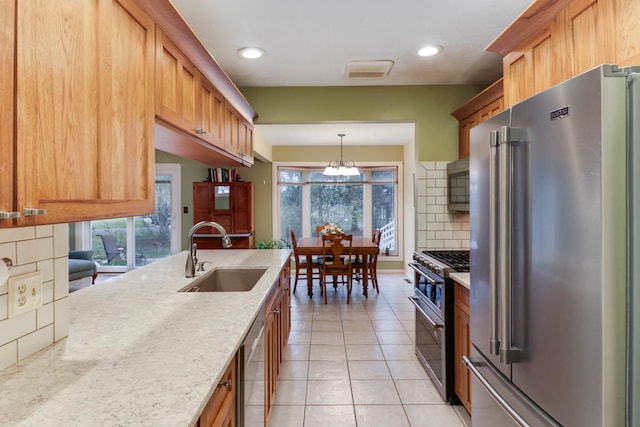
[450,272,470,289]
[0,249,291,427]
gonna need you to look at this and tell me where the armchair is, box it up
[69,250,98,284]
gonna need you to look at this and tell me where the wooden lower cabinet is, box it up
[454,282,471,413]
[197,260,290,427]
[198,355,237,427]
[265,261,291,425]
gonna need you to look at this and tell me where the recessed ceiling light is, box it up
[418,45,443,57]
[237,47,265,59]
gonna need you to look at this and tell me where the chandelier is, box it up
[323,133,360,176]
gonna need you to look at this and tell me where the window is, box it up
[75,164,182,272]
[276,164,400,256]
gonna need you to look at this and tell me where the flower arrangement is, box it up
[322,223,344,235]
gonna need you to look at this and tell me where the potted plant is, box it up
[255,239,291,249]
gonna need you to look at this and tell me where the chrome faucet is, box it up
[185,221,232,277]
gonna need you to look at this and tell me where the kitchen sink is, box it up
[181,267,268,292]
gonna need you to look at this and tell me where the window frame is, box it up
[273,161,403,261]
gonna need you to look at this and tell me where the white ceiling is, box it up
[169,0,533,146]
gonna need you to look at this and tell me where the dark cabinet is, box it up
[193,182,254,248]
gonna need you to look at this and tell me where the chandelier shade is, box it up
[323,134,360,176]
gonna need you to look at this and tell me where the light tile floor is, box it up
[270,273,471,427]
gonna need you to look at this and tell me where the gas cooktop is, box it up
[422,250,470,273]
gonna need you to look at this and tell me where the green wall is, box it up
[240,85,482,161]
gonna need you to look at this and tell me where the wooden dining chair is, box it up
[290,229,321,295]
[352,229,381,294]
[320,233,354,304]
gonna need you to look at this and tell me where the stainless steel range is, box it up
[408,250,469,403]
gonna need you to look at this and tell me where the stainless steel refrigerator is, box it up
[466,64,640,427]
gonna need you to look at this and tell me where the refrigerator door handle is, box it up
[499,126,521,364]
[463,356,530,426]
[489,130,501,356]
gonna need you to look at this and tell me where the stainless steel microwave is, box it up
[446,157,469,212]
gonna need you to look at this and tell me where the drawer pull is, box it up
[218,380,231,390]
[0,211,20,219]
[23,208,47,216]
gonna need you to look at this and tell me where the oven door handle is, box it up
[408,296,444,329]
[408,263,443,285]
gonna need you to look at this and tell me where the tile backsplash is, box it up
[416,161,469,250]
[0,224,69,372]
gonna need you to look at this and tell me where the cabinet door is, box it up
[0,0,15,225]
[563,0,614,77]
[193,182,213,226]
[223,103,241,156]
[454,283,471,413]
[503,28,560,108]
[198,75,225,148]
[155,27,199,134]
[264,303,277,421]
[15,0,155,225]
[199,355,236,427]
[232,183,253,233]
[280,265,291,351]
[239,119,254,165]
[458,113,478,159]
[478,98,504,123]
[615,0,640,66]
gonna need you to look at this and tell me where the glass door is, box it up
[133,164,182,264]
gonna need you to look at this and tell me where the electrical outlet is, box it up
[7,271,42,318]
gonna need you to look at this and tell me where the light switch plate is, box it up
[7,271,42,318]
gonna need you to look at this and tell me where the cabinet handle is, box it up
[273,307,281,314]
[0,211,20,219]
[23,208,47,216]
[218,380,231,390]
[193,128,208,135]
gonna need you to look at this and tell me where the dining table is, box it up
[296,236,380,299]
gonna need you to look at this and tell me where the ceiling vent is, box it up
[344,60,394,79]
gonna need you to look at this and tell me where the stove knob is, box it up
[433,266,442,275]
[427,262,434,270]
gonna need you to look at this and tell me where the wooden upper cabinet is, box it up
[13,0,155,226]
[155,27,199,134]
[563,0,617,74]
[489,0,637,107]
[503,27,561,106]
[153,21,254,166]
[0,0,15,223]
[615,0,640,66]
[197,75,225,148]
[239,120,254,163]
[451,79,504,159]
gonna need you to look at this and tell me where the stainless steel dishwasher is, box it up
[237,303,265,427]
